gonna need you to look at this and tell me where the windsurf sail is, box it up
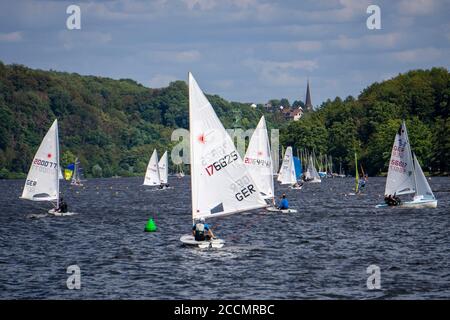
[64,163,75,181]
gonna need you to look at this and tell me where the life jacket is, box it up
[195,223,206,240]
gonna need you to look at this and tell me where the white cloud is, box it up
[0,31,22,42]
[397,0,438,16]
[182,0,259,11]
[174,50,201,62]
[295,41,323,52]
[58,31,112,50]
[390,47,443,63]
[244,59,317,86]
[145,49,201,63]
[149,74,177,88]
[214,79,233,89]
[330,33,402,51]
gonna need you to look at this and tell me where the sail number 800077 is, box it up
[205,151,238,176]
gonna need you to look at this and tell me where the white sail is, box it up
[385,121,415,196]
[306,156,321,181]
[413,153,435,200]
[277,148,285,182]
[71,157,84,184]
[279,146,297,185]
[158,151,168,184]
[59,168,64,180]
[244,116,274,200]
[21,119,60,203]
[143,149,161,186]
[189,72,266,220]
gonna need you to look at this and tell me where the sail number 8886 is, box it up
[205,151,238,176]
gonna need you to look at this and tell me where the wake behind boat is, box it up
[376,121,437,209]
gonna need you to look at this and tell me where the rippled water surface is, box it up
[0,176,449,299]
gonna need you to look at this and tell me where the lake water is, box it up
[0,176,449,299]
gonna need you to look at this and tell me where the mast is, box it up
[188,74,195,225]
[56,120,60,209]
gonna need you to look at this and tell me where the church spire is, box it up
[305,79,313,111]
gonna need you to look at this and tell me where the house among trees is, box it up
[260,80,312,121]
[282,106,303,121]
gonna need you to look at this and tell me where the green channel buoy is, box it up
[145,218,157,232]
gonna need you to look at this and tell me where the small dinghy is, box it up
[180,234,225,249]
[266,206,298,213]
[376,121,437,209]
[180,73,267,248]
[20,119,69,216]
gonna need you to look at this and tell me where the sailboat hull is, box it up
[375,198,437,209]
[266,207,298,213]
[48,209,76,216]
[180,234,225,248]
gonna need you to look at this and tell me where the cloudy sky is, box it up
[1,0,449,106]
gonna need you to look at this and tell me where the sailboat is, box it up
[279,147,297,186]
[376,121,437,208]
[292,150,303,189]
[180,72,267,248]
[143,149,161,186]
[158,150,172,189]
[20,119,65,216]
[267,146,298,213]
[276,147,285,183]
[176,164,185,178]
[305,155,321,183]
[70,158,84,186]
[244,115,275,204]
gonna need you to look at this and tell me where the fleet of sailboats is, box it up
[16,79,439,248]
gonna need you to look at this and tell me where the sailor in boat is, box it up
[293,181,303,189]
[192,217,215,241]
[384,194,401,206]
[56,195,68,213]
[277,194,289,210]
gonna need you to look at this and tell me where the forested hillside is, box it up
[0,62,280,178]
[0,62,448,178]
[282,68,450,175]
